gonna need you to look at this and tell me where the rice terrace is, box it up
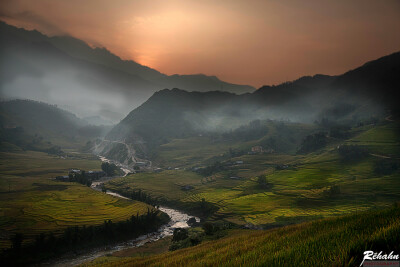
[0,1,400,266]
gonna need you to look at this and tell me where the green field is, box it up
[154,121,317,168]
[107,121,400,226]
[0,151,154,249]
[83,205,400,267]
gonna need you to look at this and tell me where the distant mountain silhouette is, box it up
[0,99,86,133]
[0,21,254,123]
[107,51,400,150]
[0,99,109,150]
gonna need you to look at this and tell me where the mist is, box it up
[0,38,157,124]
[181,86,385,135]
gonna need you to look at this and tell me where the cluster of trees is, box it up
[103,187,159,206]
[169,221,234,251]
[1,210,167,265]
[257,175,272,190]
[337,145,368,162]
[197,161,225,176]
[297,132,327,154]
[101,162,121,176]
[202,221,234,236]
[130,189,158,206]
[69,171,92,187]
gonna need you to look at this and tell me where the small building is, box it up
[235,160,244,164]
[135,162,147,167]
[251,146,263,153]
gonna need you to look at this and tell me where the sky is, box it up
[1,0,399,87]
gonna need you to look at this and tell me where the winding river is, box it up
[43,159,199,266]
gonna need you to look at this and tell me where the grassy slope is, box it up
[83,205,400,267]
[107,121,400,225]
[154,122,317,168]
[0,151,153,249]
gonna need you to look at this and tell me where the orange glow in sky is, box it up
[1,0,400,87]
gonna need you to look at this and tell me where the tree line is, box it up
[1,209,169,265]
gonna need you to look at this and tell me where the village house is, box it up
[251,146,263,153]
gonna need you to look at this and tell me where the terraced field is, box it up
[0,151,154,249]
[83,205,400,267]
[346,123,400,156]
[107,121,400,226]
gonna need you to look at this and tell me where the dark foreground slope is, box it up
[86,205,400,267]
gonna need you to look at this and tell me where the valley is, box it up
[0,12,399,266]
[104,120,400,226]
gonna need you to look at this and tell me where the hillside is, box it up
[105,120,400,226]
[105,51,400,159]
[0,99,108,150]
[0,21,255,122]
[106,89,239,147]
[84,205,400,267]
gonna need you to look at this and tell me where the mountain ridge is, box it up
[106,50,400,156]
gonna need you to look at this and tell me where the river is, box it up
[42,160,199,266]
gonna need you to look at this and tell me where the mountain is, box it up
[106,51,400,157]
[106,89,238,146]
[332,51,400,108]
[0,99,108,150]
[0,21,255,123]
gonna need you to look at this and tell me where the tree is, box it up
[172,228,188,242]
[257,175,267,188]
[257,174,271,189]
[101,162,119,176]
[101,185,107,193]
[298,132,327,154]
[202,222,214,235]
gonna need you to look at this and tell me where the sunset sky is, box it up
[1,0,399,87]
